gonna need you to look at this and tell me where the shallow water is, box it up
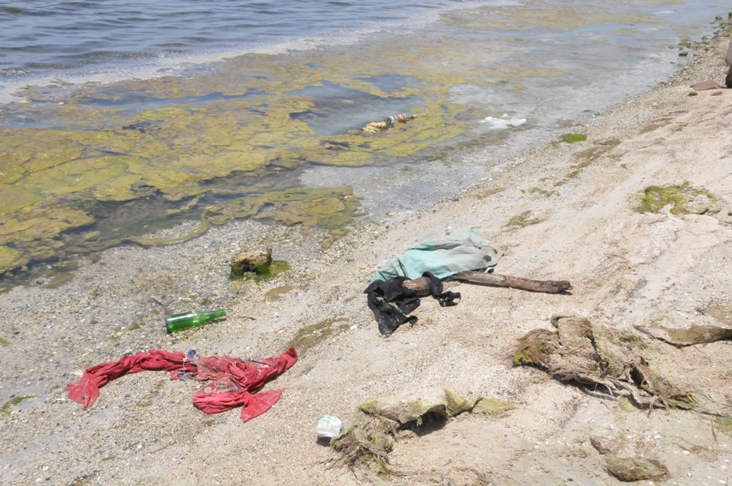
[0,0,728,287]
[0,0,497,100]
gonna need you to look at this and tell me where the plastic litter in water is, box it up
[316,415,343,438]
[480,116,526,129]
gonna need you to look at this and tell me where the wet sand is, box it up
[1,36,731,486]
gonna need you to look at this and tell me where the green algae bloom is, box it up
[287,317,345,357]
[638,182,716,215]
[0,0,683,279]
[562,133,587,144]
[1,395,36,417]
[506,210,543,228]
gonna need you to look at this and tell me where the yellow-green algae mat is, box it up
[637,181,718,215]
[331,388,513,475]
[0,1,665,275]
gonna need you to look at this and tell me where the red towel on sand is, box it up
[66,347,297,422]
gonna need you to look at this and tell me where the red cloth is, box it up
[66,347,297,422]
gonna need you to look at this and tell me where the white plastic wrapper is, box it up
[316,415,343,438]
[481,116,526,129]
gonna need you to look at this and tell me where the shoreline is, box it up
[1,2,720,282]
[1,32,732,486]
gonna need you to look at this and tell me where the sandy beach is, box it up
[1,33,732,486]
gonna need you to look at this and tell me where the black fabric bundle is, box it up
[364,272,460,336]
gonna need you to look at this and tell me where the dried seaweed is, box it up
[332,388,513,475]
[514,315,692,409]
[636,324,732,347]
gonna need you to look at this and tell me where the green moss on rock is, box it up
[472,397,515,417]
[604,455,669,482]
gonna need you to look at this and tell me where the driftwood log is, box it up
[402,272,572,295]
[452,271,572,293]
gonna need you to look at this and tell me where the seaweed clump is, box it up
[332,388,513,476]
[514,315,691,409]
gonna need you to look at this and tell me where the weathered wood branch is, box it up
[451,271,572,294]
[401,272,572,295]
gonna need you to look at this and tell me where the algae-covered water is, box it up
[0,0,728,287]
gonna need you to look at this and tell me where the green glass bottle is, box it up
[165,309,226,333]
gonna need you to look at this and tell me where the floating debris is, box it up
[480,116,526,129]
[362,113,416,133]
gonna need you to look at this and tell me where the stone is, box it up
[690,81,720,91]
[230,248,272,277]
[604,455,669,482]
[590,435,619,455]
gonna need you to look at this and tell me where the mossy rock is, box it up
[604,455,669,482]
[471,397,515,417]
[335,388,514,474]
[235,260,291,283]
[230,248,272,278]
